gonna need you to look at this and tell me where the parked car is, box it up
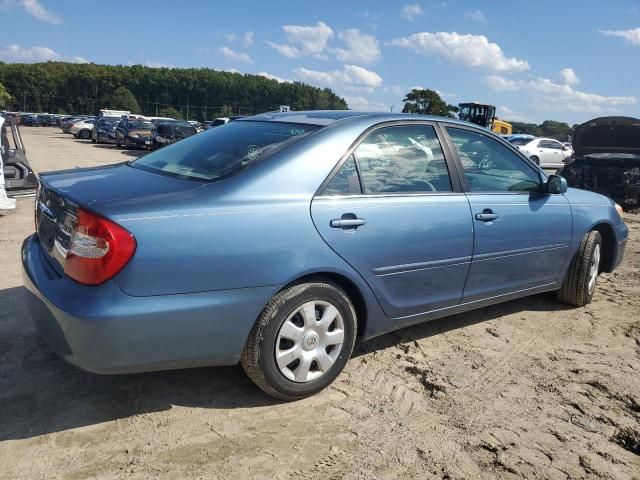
[20,114,42,127]
[23,111,628,400]
[115,117,154,149]
[1,116,37,191]
[70,118,95,139]
[150,120,197,150]
[92,116,120,144]
[206,116,244,129]
[559,116,640,210]
[61,116,89,134]
[508,137,572,168]
[39,114,59,127]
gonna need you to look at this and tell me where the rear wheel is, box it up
[558,231,602,307]
[241,280,357,400]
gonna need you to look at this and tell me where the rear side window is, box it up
[447,127,541,193]
[354,125,452,193]
[132,121,319,181]
[322,155,361,195]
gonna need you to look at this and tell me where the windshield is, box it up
[132,120,319,181]
[508,137,534,146]
[129,120,153,129]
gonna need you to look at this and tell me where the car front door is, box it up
[538,140,564,167]
[443,126,572,303]
[311,123,474,318]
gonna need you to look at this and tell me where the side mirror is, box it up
[546,174,567,194]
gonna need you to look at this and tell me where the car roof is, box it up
[240,110,473,127]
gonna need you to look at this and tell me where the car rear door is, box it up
[443,125,572,302]
[539,140,564,168]
[311,122,474,318]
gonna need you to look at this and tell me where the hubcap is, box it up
[275,300,345,383]
[588,244,601,295]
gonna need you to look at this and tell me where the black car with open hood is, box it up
[559,116,640,210]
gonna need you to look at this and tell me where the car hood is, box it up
[573,116,640,158]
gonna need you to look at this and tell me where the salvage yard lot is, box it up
[1,127,639,479]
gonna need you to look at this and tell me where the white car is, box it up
[508,137,572,168]
[71,118,95,139]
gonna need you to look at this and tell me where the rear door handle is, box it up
[475,209,499,222]
[330,214,366,229]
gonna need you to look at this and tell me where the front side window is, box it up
[354,125,452,193]
[132,120,319,181]
[447,127,541,193]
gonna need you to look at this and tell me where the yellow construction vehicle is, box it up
[458,102,512,136]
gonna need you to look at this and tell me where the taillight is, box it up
[64,209,136,286]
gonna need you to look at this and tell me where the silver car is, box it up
[509,137,572,168]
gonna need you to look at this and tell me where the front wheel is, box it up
[558,231,602,307]
[241,280,357,400]
[530,156,540,166]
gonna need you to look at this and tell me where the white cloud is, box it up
[257,71,292,83]
[224,32,237,42]
[497,105,528,122]
[294,64,383,90]
[243,31,255,47]
[560,67,579,86]
[219,46,252,63]
[389,32,530,73]
[344,95,388,111]
[335,29,381,64]
[485,74,519,91]
[268,21,334,59]
[464,10,487,23]
[144,61,172,68]
[401,4,424,21]
[600,27,640,45]
[486,74,637,113]
[0,0,62,24]
[0,44,90,63]
[0,44,59,62]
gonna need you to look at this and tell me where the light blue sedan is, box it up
[22,111,628,400]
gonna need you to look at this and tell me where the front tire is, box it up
[558,231,602,307]
[530,156,540,166]
[241,280,357,400]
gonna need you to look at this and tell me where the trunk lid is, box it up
[573,116,640,158]
[36,163,206,274]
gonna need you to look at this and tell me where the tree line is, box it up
[0,62,347,120]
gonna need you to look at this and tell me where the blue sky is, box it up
[1,0,639,124]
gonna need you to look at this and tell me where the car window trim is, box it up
[439,122,547,195]
[315,120,463,197]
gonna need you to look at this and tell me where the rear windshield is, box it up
[132,120,319,181]
[508,137,534,146]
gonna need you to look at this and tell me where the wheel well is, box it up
[286,273,368,338]
[592,223,615,272]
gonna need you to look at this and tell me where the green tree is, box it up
[0,82,12,109]
[401,89,458,117]
[158,107,182,119]
[109,86,141,113]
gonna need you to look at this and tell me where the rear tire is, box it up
[241,280,357,400]
[557,231,602,307]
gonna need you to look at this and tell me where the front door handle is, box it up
[475,209,499,222]
[330,214,366,229]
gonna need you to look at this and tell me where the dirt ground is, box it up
[1,127,639,480]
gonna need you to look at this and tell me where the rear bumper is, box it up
[22,234,277,374]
